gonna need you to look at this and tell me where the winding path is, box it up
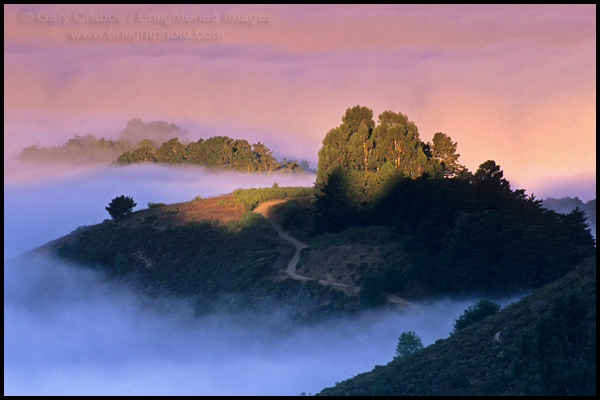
[253,199,411,309]
[254,199,309,280]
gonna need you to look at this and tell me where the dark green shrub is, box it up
[453,299,501,332]
[106,195,137,220]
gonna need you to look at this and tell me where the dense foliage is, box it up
[358,270,387,307]
[20,119,185,164]
[452,299,501,333]
[54,213,358,321]
[20,118,303,172]
[317,257,596,396]
[327,168,592,295]
[316,106,465,186]
[513,289,595,395]
[542,196,596,237]
[116,136,303,172]
[277,200,303,230]
[232,186,314,211]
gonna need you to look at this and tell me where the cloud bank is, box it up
[4,4,596,200]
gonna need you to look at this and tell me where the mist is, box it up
[5,165,524,395]
[4,164,316,258]
[542,197,596,239]
[5,253,523,396]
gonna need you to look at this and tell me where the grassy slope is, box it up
[317,256,596,396]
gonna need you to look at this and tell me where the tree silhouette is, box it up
[473,160,510,191]
[395,331,424,358]
[106,195,137,220]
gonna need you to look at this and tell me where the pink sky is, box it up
[4,4,596,199]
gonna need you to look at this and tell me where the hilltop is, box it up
[28,105,596,395]
[35,105,596,321]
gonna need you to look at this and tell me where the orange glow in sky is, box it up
[3,4,596,199]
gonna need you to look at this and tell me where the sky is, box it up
[3,4,596,200]
[4,6,592,394]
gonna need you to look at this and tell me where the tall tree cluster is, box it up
[317,106,464,187]
[313,106,595,294]
[315,106,466,227]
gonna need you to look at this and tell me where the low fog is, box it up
[5,165,523,395]
[4,252,523,396]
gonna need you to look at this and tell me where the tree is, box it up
[342,105,375,131]
[128,144,157,163]
[431,132,465,178]
[513,291,592,395]
[317,106,376,185]
[106,195,137,220]
[395,330,423,358]
[281,200,302,230]
[252,142,279,171]
[314,166,356,233]
[156,138,185,163]
[372,110,428,178]
[473,160,510,191]
[184,139,207,164]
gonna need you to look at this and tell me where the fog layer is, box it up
[5,252,523,396]
[5,165,522,395]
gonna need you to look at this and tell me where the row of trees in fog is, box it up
[20,118,303,172]
[115,136,302,172]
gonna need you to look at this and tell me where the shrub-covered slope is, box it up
[49,198,358,322]
[317,256,596,396]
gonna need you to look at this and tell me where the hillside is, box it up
[317,256,596,396]
[310,106,595,301]
[39,170,596,322]
[41,189,361,323]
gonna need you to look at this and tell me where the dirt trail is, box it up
[254,199,308,280]
[253,199,410,309]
